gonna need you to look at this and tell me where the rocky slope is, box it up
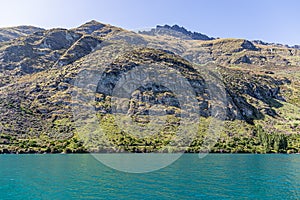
[0,26,44,43]
[0,20,299,154]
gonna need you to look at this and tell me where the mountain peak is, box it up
[81,20,104,26]
[75,20,106,34]
[139,24,214,40]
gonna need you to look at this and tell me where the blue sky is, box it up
[0,0,299,45]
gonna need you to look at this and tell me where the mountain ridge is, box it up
[139,24,214,40]
[0,25,45,43]
[2,21,299,48]
[0,20,300,154]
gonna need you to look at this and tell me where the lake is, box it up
[0,154,299,199]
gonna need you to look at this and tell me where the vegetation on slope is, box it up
[0,21,300,153]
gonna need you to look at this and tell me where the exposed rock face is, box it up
[95,48,209,117]
[220,67,285,123]
[0,29,82,74]
[233,55,252,64]
[139,24,214,40]
[0,27,105,87]
[241,40,258,51]
[57,35,102,66]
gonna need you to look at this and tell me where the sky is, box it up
[0,0,299,45]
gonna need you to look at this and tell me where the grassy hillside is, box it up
[0,21,300,153]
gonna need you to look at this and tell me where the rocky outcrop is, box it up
[241,40,258,51]
[57,35,102,66]
[139,24,214,40]
[233,55,252,64]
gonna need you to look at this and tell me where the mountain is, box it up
[0,20,299,154]
[139,24,213,40]
[0,25,45,43]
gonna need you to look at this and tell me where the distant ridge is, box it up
[252,40,300,50]
[0,26,44,42]
[139,24,214,40]
[139,24,300,48]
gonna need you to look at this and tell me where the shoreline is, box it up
[0,151,299,155]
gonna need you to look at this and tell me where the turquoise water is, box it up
[0,154,299,199]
